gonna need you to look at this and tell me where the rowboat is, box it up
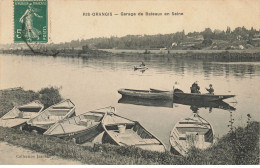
[134,66,148,70]
[27,99,76,133]
[101,112,166,152]
[169,113,214,156]
[173,99,236,111]
[44,106,115,144]
[174,90,235,102]
[118,88,173,100]
[0,100,44,129]
[118,96,173,108]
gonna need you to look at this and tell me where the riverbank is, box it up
[1,48,260,61]
[0,122,258,165]
[0,141,82,165]
[0,87,259,164]
[0,87,62,118]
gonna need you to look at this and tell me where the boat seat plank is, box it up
[108,129,160,146]
[2,116,17,119]
[52,107,73,109]
[176,123,210,128]
[59,123,94,133]
[104,115,135,126]
[48,109,70,112]
[176,127,210,134]
[179,121,209,125]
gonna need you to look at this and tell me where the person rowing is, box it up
[190,81,200,93]
[206,84,214,94]
[140,61,145,67]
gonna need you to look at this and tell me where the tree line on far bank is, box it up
[53,26,260,50]
[1,26,260,51]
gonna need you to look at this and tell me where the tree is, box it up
[202,28,213,39]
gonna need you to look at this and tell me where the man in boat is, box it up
[190,81,200,93]
[140,61,145,67]
[206,84,214,94]
[173,81,183,93]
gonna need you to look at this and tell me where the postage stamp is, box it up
[14,0,48,43]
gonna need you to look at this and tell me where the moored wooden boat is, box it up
[0,100,44,129]
[134,66,148,70]
[169,113,214,156]
[118,88,173,100]
[101,112,166,152]
[27,99,76,133]
[174,90,235,102]
[44,106,115,144]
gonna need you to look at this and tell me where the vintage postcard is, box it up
[0,0,259,165]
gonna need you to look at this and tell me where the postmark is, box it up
[14,0,48,43]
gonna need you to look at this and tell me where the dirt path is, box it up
[0,142,82,165]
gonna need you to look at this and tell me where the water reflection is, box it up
[173,99,236,112]
[118,96,173,108]
[50,55,260,79]
[1,54,259,148]
[134,69,146,74]
[118,96,236,112]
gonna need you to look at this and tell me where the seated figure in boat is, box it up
[206,84,214,94]
[140,61,145,67]
[190,81,200,93]
[173,81,183,93]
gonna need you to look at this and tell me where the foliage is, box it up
[184,121,259,164]
[0,88,39,118]
[38,86,63,109]
[43,26,260,50]
[0,86,63,117]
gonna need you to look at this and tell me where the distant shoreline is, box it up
[1,48,260,61]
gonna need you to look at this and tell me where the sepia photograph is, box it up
[0,0,259,165]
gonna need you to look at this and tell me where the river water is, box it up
[0,54,259,149]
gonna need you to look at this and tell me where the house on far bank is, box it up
[171,42,177,47]
[239,45,244,50]
[186,35,204,41]
[251,34,260,47]
[160,47,167,50]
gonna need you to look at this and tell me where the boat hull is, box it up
[27,99,76,133]
[118,96,173,108]
[174,92,235,101]
[169,114,214,156]
[44,106,113,143]
[118,88,173,100]
[102,113,166,152]
[134,66,148,70]
[0,100,44,129]
[27,111,76,132]
[51,124,103,144]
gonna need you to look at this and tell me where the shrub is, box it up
[38,86,63,109]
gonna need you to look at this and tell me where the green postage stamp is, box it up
[14,0,48,43]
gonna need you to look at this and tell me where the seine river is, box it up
[1,54,259,149]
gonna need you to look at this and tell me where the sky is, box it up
[0,0,260,44]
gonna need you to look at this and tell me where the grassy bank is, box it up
[0,88,259,164]
[0,122,258,165]
[0,87,62,118]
